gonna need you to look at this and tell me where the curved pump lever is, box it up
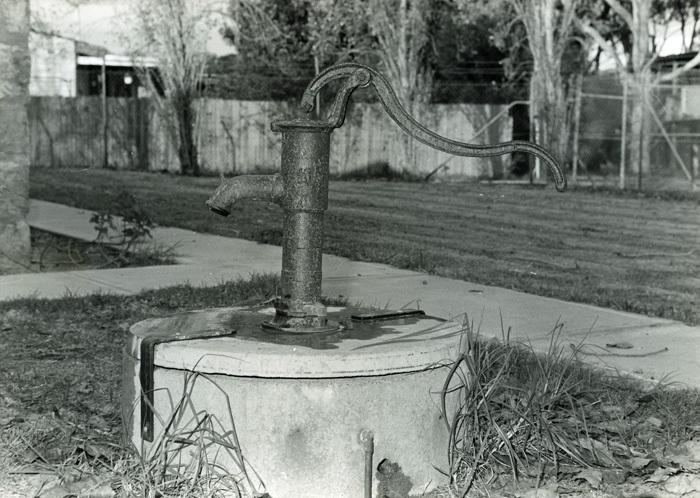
[301,63,567,192]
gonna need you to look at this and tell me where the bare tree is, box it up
[366,0,434,171]
[367,0,433,116]
[133,0,216,176]
[508,0,581,168]
[579,0,700,183]
[657,0,700,52]
[0,0,31,273]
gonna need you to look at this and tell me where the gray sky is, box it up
[31,0,691,60]
[31,0,236,56]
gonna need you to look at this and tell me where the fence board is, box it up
[29,96,511,178]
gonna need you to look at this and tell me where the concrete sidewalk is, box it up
[1,200,697,387]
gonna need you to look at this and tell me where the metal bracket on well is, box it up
[139,327,235,442]
[350,309,426,322]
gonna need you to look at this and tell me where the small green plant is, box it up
[90,190,154,249]
[89,190,175,267]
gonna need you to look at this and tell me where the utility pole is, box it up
[637,103,644,190]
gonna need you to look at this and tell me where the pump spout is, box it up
[206,174,285,216]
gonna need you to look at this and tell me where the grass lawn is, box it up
[1,276,699,497]
[0,275,280,497]
[30,167,700,325]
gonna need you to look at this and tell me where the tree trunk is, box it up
[513,0,577,178]
[627,0,652,180]
[176,93,199,176]
[0,0,31,273]
[368,0,432,174]
[627,75,651,180]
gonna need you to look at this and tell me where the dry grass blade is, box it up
[120,364,266,498]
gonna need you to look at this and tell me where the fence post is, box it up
[529,101,538,184]
[645,99,693,183]
[571,79,582,185]
[637,93,644,191]
[692,144,696,188]
[101,57,108,169]
[619,78,627,190]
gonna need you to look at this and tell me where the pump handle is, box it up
[302,63,567,192]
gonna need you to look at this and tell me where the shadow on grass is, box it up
[333,161,424,182]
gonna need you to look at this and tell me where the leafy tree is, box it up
[579,0,700,184]
[452,0,590,182]
[445,0,528,103]
[431,1,522,104]
[506,0,585,170]
[365,0,434,113]
[304,0,374,77]
[229,0,373,97]
[230,0,514,105]
[231,0,312,77]
[364,0,438,171]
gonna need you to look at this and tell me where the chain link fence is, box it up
[573,72,700,191]
[29,66,700,191]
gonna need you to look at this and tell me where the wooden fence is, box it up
[28,96,512,178]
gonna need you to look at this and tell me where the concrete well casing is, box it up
[123,306,463,498]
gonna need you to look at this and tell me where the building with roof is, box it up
[653,51,700,120]
[29,30,159,98]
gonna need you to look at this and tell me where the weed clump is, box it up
[119,370,267,498]
[442,317,696,496]
[89,189,177,267]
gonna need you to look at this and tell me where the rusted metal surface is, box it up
[359,429,375,498]
[351,309,426,322]
[277,131,329,323]
[206,174,284,215]
[206,63,567,333]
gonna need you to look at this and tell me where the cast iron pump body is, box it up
[207,63,567,333]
